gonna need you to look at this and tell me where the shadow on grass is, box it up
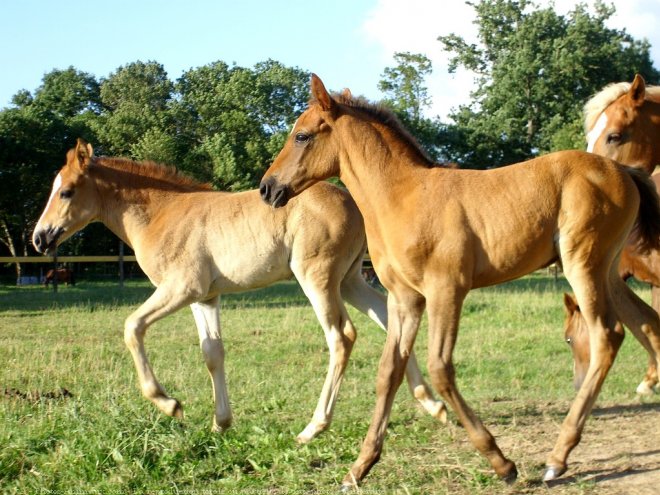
[0,279,310,313]
[2,272,647,313]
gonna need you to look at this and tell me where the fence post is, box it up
[119,241,125,288]
[52,252,58,293]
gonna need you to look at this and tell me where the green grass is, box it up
[0,274,658,494]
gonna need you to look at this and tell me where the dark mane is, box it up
[315,92,437,167]
[94,156,213,192]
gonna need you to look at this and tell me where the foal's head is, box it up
[585,74,660,173]
[260,74,343,207]
[33,139,99,255]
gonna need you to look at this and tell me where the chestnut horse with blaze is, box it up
[562,74,660,396]
[260,75,660,487]
[32,140,445,443]
[585,73,660,174]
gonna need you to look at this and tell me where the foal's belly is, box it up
[209,249,293,294]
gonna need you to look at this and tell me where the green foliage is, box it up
[379,52,433,123]
[174,60,309,190]
[94,61,176,160]
[0,59,309,271]
[378,52,451,161]
[439,0,660,168]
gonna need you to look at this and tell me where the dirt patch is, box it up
[3,387,73,401]
[493,399,660,494]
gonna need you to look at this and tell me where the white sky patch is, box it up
[361,0,660,121]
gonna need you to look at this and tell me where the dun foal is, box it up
[260,75,660,487]
[32,140,445,442]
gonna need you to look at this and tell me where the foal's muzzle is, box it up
[33,226,64,255]
[259,177,290,208]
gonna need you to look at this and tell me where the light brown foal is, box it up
[563,174,660,396]
[260,75,660,487]
[32,140,445,443]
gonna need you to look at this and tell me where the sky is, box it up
[1,0,660,120]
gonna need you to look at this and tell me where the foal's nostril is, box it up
[273,187,286,206]
[33,231,46,253]
[259,181,271,202]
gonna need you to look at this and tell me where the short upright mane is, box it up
[584,81,660,134]
[94,156,212,191]
[315,93,436,166]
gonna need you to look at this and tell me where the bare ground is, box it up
[491,399,660,495]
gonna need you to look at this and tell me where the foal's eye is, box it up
[565,337,572,345]
[606,133,622,144]
[294,132,311,145]
[60,189,74,199]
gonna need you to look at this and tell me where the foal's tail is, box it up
[626,166,660,253]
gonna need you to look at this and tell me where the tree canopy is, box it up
[1,0,659,277]
[439,0,659,167]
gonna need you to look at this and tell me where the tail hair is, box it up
[626,166,660,253]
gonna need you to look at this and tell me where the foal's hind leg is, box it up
[611,280,660,394]
[340,269,447,421]
[295,272,357,444]
[190,297,232,431]
[124,285,197,419]
[544,266,624,481]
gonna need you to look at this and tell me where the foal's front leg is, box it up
[124,285,196,418]
[190,297,232,431]
[342,289,424,488]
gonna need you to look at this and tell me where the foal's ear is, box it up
[73,138,94,171]
[341,87,352,99]
[563,293,580,315]
[311,73,334,112]
[629,73,646,107]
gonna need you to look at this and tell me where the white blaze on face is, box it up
[35,173,63,229]
[586,112,608,153]
[289,118,299,135]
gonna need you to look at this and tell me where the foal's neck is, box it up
[91,164,190,248]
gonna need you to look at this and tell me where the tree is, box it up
[439,0,660,168]
[379,52,432,124]
[94,61,176,161]
[378,52,451,161]
[174,60,309,190]
[0,67,105,278]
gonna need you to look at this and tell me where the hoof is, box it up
[339,483,355,493]
[166,399,184,419]
[543,464,567,482]
[431,401,448,424]
[341,471,360,492]
[296,434,313,445]
[296,421,327,444]
[212,418,232,433]
[636,380,657,395]
[500,463,518,485]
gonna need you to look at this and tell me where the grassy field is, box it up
[1,274,659,494]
